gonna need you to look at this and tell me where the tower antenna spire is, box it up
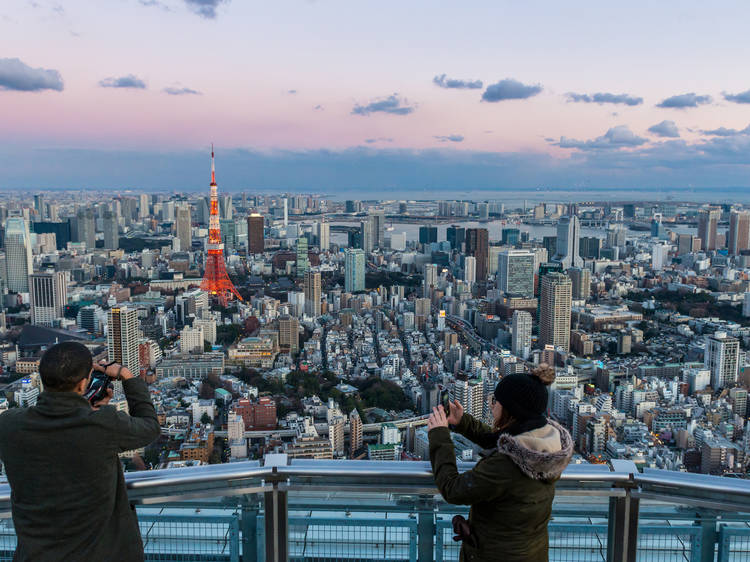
[210,143,216,186]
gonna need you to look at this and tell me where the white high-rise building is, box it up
[180,326,204,354]
[344,248,365,293]
[497,249,535,297]
[704,332,740,389]
[452,377,484,419]
[651,243,669,271]
[540,272,572,352]
[176,205,192,253]
[30,271,67,327]
[554,216,583,269]
[464,256,476,285]
[4,217,33,293]
[107,307,140,375]
[318,221,330,251]
[511,310,532,359]
[424,263,439,295]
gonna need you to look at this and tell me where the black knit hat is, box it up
[493,365,555,422]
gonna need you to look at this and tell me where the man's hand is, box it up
[93,361,135,381]
[92,387,114,410]
[427,406,449,431]
[446,400,463,426]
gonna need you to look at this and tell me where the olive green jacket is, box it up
[429,414,573,562]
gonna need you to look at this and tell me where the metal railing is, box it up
[0,455,748,561]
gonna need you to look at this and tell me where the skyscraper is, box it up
[419,225,438,245]
[369,211,385,249]
[345,248,365,293]
[704,332,739,389]
[304,271,321,317]
[279,315,300,353]
[318,221,330,251]
[540,272,572,352]
[107,306,140,375]
[34,194,45,219]
[4,217,33,293]
[554,216,583,269]
[568,267,591,300]
[296,237,309,277]
[349,410,363,458]
[423,263,438,296]
[247,213,264,254]
[176,205,192,252]
[698,207,721,251]
[463,256,476,285]
[465,228,488,281]
[446,225,465,251]
[30,271,67,327]
[511,310,532,359]
[729,210,750,255]
[497,249,535,297]
[75,208,96,250]
[102,211,119,250]
[138,193,150,219]
[360,220,373,253]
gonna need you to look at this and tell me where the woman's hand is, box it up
[427,406,449,431]
[446,400,463,426]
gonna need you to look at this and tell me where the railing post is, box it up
[263,454,289,562]
[240,495,260,562]
[608,460,639,562]
[694,509,719,562]
[415,495,435,562]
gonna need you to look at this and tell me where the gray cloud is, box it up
[648,120,680,138]
[288,89,297,94]
[99,74,146,89]
[556,125,648,150]
[566,92,642,106]
[482,79,542,102]
[433,74,483,90]
[163,86,201,95]
[184,0,227,18]
[352,94,415,116]
[364,137,394,144]
[702,124,750,136]
[313,104,324,110]
[434,135,464,143]
[656,93,712,108]
[0,57,63,92]
[723,89,750,104]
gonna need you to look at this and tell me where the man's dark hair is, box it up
[40,342,93,392]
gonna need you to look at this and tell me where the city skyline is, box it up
[2,1,750,190]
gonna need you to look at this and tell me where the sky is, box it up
[2,0,750,192]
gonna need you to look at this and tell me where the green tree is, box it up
[200,412,212,425]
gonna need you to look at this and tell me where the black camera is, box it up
[84,373,112,405]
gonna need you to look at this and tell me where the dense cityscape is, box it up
[0,156,747,479]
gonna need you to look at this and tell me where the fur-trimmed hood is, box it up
[496,419,573,481]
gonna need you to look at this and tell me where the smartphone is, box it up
[84,373,112,405]
[440,389,451,415]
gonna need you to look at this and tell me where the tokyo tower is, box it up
[200,146,243,306]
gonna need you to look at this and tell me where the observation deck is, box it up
[0,455,747,561]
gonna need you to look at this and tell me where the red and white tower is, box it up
[200,146,242,306]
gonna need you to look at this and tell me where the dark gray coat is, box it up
[0,377,160,561]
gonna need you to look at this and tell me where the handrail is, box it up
[0,457,747,511]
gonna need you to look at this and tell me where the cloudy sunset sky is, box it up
[2,0,750,191]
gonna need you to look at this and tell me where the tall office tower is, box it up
[419,225,438,245]
[34,194,45,219]
[423,263,438,296]
[30,271,67,326]
[497,249,535,297]
[704,332,740,389]
[579,237,602,259]
[606,224,626,248]
[464,256,476,285]
[349,409,363,458]
[345,200,357,213]
[200,148,243,306]
[540,272,572,352]
[75,208,96,250]
[279,315,300,353]
[452,376,484,419]
[568,267,591,300]
[138,194,150,219]
[295,237,309,277]
[107,306,140,375]
[318,221,330,251]
[369,211,385,249]
[304,271,321,317]
[511,310,532,359]
[554,216,583,269]
[219,195,233,220]
[677,234,695,255]
[446,225,465,250]
[4,217,33,293]
[501,228,520,246]
[360,220,373,253]
[344,248,365,293]
[729,210,750,255]
[698,207,721,251]
[247,213,264,254]
[47,203,59,222]
[477,202,489,220]
[102,211,119,250]
[465,228,489,281]
[176,205,192,253]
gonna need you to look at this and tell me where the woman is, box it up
[427,365,573,562]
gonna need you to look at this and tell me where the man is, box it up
[0,341,161,561]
